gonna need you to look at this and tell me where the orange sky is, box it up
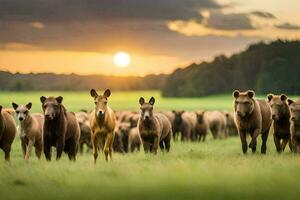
[0,0,300,76]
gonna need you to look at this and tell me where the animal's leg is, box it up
[67,139,77,161]
[159,141,164,151]
[249,128,261,153]
[21,139,27,158]
[44,143,52,161]
[92,134,98,164]
[3,144,11,161]
[261,130,269,154]
[239,130,248,154]
[25,140,34,160]
[103,133,114,161]
[56,138,65,161]
[35,143,42,159]
[273,133,281,152]
[280,137,289,152]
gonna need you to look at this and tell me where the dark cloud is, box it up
[206,12,255,30]
[250,11,276,19]
[275,23,300,30]
[0,0,221,22]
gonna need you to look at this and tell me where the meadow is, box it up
[1,90,300,200]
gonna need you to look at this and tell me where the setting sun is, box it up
[114,52,131,68]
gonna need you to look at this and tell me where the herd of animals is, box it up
[1,89,300,163]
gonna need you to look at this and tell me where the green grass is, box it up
[1,90,300,200]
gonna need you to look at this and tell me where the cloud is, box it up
[0,0,221,22]
[250,11,276,19]
[275,23,300,30]
[205,12,255,30]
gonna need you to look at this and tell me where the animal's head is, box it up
[90,89,111,120]
[172,110,185,124]
[267,94,288,121]
[196,111,205,123]
[288,99,300,123]
[139,97,155,121]
[40,96,63,120]
[233,90,255,118]
[12,102,32,121]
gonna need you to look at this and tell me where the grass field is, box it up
[1,91,300,200]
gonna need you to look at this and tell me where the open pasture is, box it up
[1,90,300,200]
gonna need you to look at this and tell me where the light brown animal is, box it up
[288,99,300,153]
[138,97,172,154]
[224,112,238,136]
[0,106,16,161]
[89,89,116,162]
[128,127,142,152]
[267,94,291,152]
[233,90,272,154]
[205,111,227,139]
[76,111,92,153]
[12,102,44,160]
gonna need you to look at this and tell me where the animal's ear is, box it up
[26,102,32,110]
[149,97,155,105]
[233,90,240,98]
[225,112,230,118]
[172,110,176,114]
[56,96,63,104]
[40,96,46,104]
[267,94,273,102]
[288,99,294,106]
[90,89,98,98]
[104,89,111,98]
[139,97,145,106]
[247,90,255,99]
[12,102,18,110]
[0,105,2,112]
[180,110,185,114]
[280,94,287,101]
[202,111,206,115]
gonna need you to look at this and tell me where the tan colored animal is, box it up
[195,111,208,142]
[138,97,172,154]
[128,127,142,152]
[233,90,272,154]
[267,94,291,152]
[205,111,227,139]
[76,111,92,153]
[288,99,300,153]
[12,102,43,160]
[89,89,116,162]
[224,112,238,136]
[0,106,16,161]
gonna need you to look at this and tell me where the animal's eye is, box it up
[16,111,19,114]
[24,111,28,114]
[43,105,47,109]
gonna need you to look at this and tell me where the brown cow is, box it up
[12,102,43,160]
[233,90,272,154]
[195,111,208,142]
[89,89,116,163]
[138,97,172,154]
[0,106,16,161]
[40,96,80,161]
[267,94,291,152]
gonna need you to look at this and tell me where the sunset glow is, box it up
[114,52,131,68]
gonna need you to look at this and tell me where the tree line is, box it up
[162,40,300,97]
